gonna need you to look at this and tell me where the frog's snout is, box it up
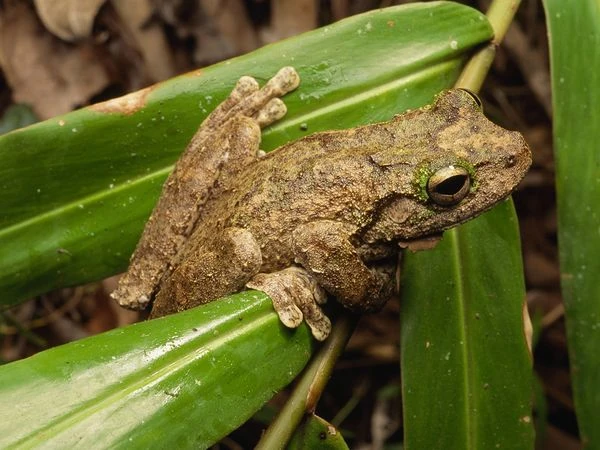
[501,132,532,171]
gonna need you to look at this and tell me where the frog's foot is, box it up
[201,76,260,131]
[110,282,152,311]
[247,266,332,341]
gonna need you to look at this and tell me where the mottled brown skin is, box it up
[113,68,531,341]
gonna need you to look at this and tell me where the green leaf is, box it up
[288,415,349,450]
[0,293,314,448]
[543,0,600,446]
[400,200,534,449]
[0,1,493,305]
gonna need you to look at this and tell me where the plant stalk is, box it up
[255,312,358,450]
[454,0,522,93]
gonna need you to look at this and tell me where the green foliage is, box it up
[0,104,37,135]
[0,293,314,448]
[401,201,533,449]
[543,0,600,446]
[288,415,349,450]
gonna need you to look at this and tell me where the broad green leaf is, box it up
[0,1,493,305]
[400,200,534,449]
[543,1,600,446]
[0,293,314,448]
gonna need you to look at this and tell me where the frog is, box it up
[111,67,531,341]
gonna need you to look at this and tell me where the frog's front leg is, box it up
[111,67,300,310]
[292,220,396,312]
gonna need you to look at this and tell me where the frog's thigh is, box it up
[246,267,331,341]
[150,227,262,318]
[292,220,395,312]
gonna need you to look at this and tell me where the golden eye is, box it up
[426,166,471,206]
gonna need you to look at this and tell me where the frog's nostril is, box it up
[506,153,517,167]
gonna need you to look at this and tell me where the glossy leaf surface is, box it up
[0,293,314,448]
[543,1,600,446]
[0,2,493,304]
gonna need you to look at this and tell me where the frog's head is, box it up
[365,89,531,242]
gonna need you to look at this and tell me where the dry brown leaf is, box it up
[33,0,107,41]
[261,0,317,43]
[0,2,109,118]
[200,0,259,55]
[110,0,176,82]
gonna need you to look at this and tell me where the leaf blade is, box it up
[543,0,600,446]
[400,200,534,449]
[0,293,314,448]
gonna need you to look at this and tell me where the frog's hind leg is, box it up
[149,227,262,319]
[111,68,299,311]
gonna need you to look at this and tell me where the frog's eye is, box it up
[457,88,483,110]
[427,166,471,206]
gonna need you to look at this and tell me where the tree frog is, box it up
[111,67,531,341]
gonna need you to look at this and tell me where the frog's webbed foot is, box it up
[247,267,332,341]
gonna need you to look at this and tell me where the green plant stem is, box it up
[455,0,522,93]
[454,44,496,94]
[255,313,359,450]
[486,0,522,44]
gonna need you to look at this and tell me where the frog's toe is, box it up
[247,271,303,328]
[296,299,331,341]
[274,302,304,329]
[265,67,301,96]
[234,76,260,98]
[227,67,300,121]
[254,98,287,128]
[110,285,151,310]
[246,266,331,341]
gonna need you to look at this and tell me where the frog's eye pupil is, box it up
[427,166,471,206]
[435,175,468,195]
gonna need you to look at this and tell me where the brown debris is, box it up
[0,1,109,119]
[33,0,107,41]
[89,84,154,115]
